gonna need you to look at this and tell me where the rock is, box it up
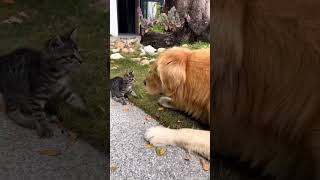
[157,48,166,53]
[111,48,120,53]
[182,44,189,48]
[140,60,150,65]
[139,52,146,57]
[128,48,135,53]
[114,41,125,49]
[121,48,129,54]
[110,53,124,60]
[149,58,156,63]
[144,45,156,55]
[131,58,141,62]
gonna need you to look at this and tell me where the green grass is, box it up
[0,0,107,151]
[180,40,210,49]
[110,57,206,130]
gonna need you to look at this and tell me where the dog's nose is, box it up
[143,80,146,86]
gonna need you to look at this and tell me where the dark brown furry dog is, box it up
[213,0,320,179]
[144,47,210,159]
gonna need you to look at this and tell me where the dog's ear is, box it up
[157,54,187,96]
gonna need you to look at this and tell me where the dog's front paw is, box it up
[144,126,177,146]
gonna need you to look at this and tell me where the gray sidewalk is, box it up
[0,112,107,180]
[110,98,210,180]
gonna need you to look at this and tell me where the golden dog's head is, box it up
[143,48,190,96]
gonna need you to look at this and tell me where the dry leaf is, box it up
[158,107,164,111]
[200,159,209,171]
[39,148,62,156]
[145,143,153,149]
[156,147,166,156]
[110,165,118,172]
[2,0,15,4]
[67,130,78,145]
[122,107,129,112]
[145,116,151,121]
[184,152,191,161]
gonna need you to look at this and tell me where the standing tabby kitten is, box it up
[111,71,137,105]
[0,28,85,138]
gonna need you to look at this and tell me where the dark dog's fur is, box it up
[213,0,320,179]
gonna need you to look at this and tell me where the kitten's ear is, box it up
[69,28,78,41]
[49,35,64,48]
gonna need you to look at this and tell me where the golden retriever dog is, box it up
[213,0,320,179]
[143,47,210,159]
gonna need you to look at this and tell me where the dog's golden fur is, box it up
[144,47,211,159]
[213,0,320,179]
[145,47,210,125]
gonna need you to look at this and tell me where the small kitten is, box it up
[111,71,137,105]
[0,28,86,138]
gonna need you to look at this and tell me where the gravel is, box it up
[110,98,210,180]
[0,112,107,180]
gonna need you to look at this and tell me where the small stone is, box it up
[139,52,146,56]
[182,44,189,48]
[128,48,135,53]
[144,45,156,55]
[140,60,150,65]
[157,48,166,53]
[111,48,120,53]
[131,58,141,62]
[121,48,129,54]
[114,41,125,49]
[110,53,124,60]
[149,58,156,63]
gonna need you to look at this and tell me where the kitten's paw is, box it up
[36,124,53,138]
[144,126,177,146]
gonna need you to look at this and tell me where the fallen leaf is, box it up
[2,0,14,4]
[145,143,153,149]
[158,107,164,111]
[39,148,62,156]
[122,107,129,112]
[67,130,79,145]
[156,147,166,156]
[184,152,191,161]
[145,116,151,121]
[200,159,209,171]
[110,165,118,172]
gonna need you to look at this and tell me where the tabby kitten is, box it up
[0,28,85,138]
[111,71,137,105]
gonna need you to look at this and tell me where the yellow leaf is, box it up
[200,159,209,171]
[39,148,62,156]
[110,165,118,172]
[67,130,78,145]
[123,107,129,112]
[156,147,166,156]
[145,143,153,149]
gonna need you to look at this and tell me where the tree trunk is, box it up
[164,0,210,42]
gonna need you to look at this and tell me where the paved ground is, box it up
[0,112,108,180]
[110,98,210,180]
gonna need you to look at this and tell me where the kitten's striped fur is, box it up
[111,71,136,105]
[0,28,85,138]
